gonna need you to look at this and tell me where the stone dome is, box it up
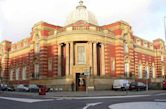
[65,0,98,26]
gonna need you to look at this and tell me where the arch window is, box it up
[124,43,128,53]
[162,66,165,76]
[152,63,156,78]
[161,55,164,61]
[138,64,142,79]
[124,63,129,77]
[48,58,52,71]
[10,69,14,81]
[145,66,149,79]
[77,46,86,64]
[22,66,27,80]
[111,59,115,71]
[35,43,40,53]
[34,64,39,79]
[16,68,19,80]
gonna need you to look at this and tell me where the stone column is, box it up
[93,42,97,76]
[58,44,62,76]
[66,43,70,76]
[101,44,105,76]
[70,42,74,75]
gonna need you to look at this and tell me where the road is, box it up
[0,92,166,109]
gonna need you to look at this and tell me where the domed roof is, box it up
[65,0,98,26]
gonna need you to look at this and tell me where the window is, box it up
[152,64,156,78]
[34,64,39,79]
[48,58,52,71]
[144,42,148,47]
[111,59,115,71]
[16,68,19,80]
[77,46,86,64]
[145,66,149,79]
[22,66,26,80]
[136,39,141,45]
[138,64,142,79]
[150,44,153,49]
[35,43,40,53]
[124,43,128,53]
[0,47,3,54]
[1,71,4,77]
[161,55,164,61]
[124,63,129,77]
[162,66,165,76]
[10,70,13,81]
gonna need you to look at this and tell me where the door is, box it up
[76,73,86,91]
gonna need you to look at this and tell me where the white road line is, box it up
[155,93,166,96]
[108,102,166,109]
[154,99,166,102]
[0,97,54,103]
[53,95,150,100]
[82,102,102,109]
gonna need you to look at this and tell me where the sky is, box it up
[0,0,166,43]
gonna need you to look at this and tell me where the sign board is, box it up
[84,72,90,76]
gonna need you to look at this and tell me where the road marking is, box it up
[155,93,166,96]
[0,97,54,103]
[56,98,64,100]
[82,102,102,109]
[53,95,150,100]
[108,102,166,109]
[154,99,166,102]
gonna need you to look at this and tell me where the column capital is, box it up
[68,41,74,43]
[92,41,98,44]
[65,42,70,44]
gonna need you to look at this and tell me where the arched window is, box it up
[162,66,165,76]
[111,59,115,71]
[145,66,149,79]
[22,66,26,80]
[152,63,156,78]
[10,69,13,81]
[35,43,40,53]
[16,68,19,80]
[124,43,128,53]
[77,46,86,64]
[124,63,129,77]
[138,64,142,79]
[161,54,164,61]
[48,58,52,71]
[34,64,39,79]
[1,70,4,78]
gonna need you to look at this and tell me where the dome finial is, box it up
[79,0,83,6]
[76,0,86,9]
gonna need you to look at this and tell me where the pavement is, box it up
[109,102,166,109]
[1,90,166,98]
[0,90,166,109]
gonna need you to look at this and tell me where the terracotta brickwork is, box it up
[0,20,166,87]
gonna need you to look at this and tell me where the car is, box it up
[29,84,39,92]
[0,84,7,91]
[16,84,29,92]
[0,84,15,91]
[112,79,129,91]
[129,82,146,91]
[162,80,166,90]
[6,85,15,91]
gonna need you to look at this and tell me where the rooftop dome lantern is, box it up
[65,0,98,26]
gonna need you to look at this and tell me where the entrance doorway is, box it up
[76,73,86,91]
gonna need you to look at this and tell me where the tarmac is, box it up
[1,90,166,98]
